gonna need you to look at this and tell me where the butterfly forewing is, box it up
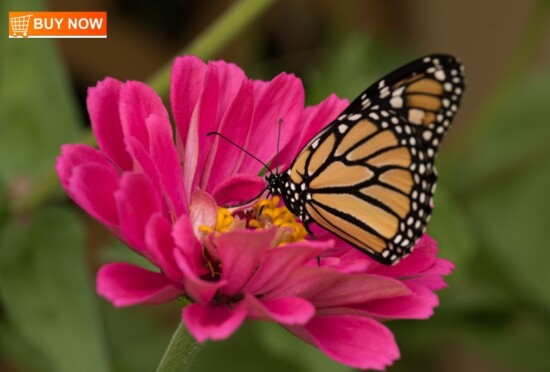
[346,54,465,155]
[280,54,465,265]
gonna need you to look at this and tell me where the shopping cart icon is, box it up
[10,14,33,37]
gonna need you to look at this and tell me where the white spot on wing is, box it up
[369,112,379,120]
[408,109,425,125]
[390,97,403,108]
[392,86,405,97]
[434,70,446,81]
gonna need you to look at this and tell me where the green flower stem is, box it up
[11,0,276,215]
[148,0,277,95]
[156,322,202,372]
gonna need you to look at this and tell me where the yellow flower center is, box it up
[198,208,235,234]
[198,196,307,245]
[249,196,307,244]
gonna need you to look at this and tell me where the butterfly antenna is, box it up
[225,186,270,208]
[206,132,275,176]
[276,118,283,175]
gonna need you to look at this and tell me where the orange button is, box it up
[9,11,107,38]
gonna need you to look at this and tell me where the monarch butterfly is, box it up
[211,54,465,265]
[264,54,465,265]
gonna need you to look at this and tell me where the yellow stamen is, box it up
[198,225,213,234]
[198,196,306,246]
[252,196,307,245]
[201,246,220,278]
[199,207,235,236]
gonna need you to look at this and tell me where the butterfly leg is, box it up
[304,222,316,240]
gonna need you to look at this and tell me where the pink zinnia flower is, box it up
[56,55,453,370]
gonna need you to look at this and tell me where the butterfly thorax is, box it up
[265,171,310,225]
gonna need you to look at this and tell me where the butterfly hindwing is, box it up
[276,54,465,265]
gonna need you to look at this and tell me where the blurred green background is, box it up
[1,0,549,371]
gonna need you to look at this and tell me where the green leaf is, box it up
[447,74,550,310]
[100,239,157,272]
[426,185,476,273]
[102,304,179,372]
[470,164,550,309]
[443,74,550,194]
[0,319,52,372]
[0,0,81,186]
[453,315,550,371]
[0,207,111,372]
[306,34,411,105]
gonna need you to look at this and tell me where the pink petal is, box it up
[183,64,220,196]
[115,172,162,253]
[423,257,455,276]
[311,273,410,308]
[172,214,206,276]
[243,241,327,295]
[86,78,132,170]
[194,61,247,191]
[174,250,226,304]
[359,283,439,320]
[272,268,410,307]
[189,189,218,236]
[171,55,207,145]
[118,81,170,151]
[239,294,314,325]
[59,156,119,228]
[144,213,182,281]
[210,60,246,119]
[320,255,371,274]
[288,315,399,370]
[369,234,440,278]
[146,113,188,216]
[97,263,183,307]
[238,73,305,175]
[401,257,454,291]
[277,93,348,168]
[211,174,266,206]
[125,137,162,197]
[201,79,254,190]
[215,228,276,295]
[125,116,187,220]
[56,144,113,190]
[404,275,448,291]
[183,303,246,342]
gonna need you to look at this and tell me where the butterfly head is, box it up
[265,170,309,224]
[265,172,284,196]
